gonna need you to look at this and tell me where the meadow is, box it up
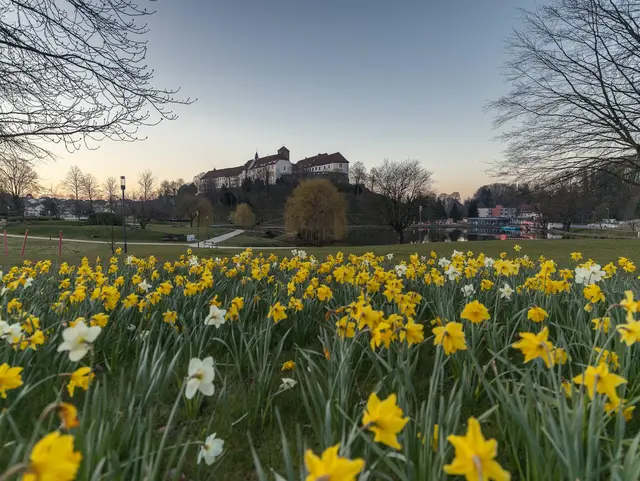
[1,245,640,481]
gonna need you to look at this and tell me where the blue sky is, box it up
[41,0,533,197]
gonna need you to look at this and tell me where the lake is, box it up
[344,227,561,246]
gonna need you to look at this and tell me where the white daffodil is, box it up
[484,257,495,268]
[279,377,297,391]
[126,255,134,265]
[57,321,102,362]
[394,264,407,277]
[186,357,215,399]
[0,287,8,297]
[5,323,23,345]
[451,250,463,258]
[445,264,461,281]
[189,255,200,267]
[137,280,152,293]
[386,253,394,261]
[575,264,605,285]
[461,284,476,297]
[138,330,150,341]
[127,324,136,331]
[23,277,34,289]
[198,433,224,465]
[499,283,514,300]
[0,321,22,345]
[438,257,451,268]
[204,305,227,328]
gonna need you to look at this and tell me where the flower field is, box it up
[1,246,640,481]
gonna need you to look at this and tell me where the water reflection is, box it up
[345,227,559,246]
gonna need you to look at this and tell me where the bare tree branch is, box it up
[489,0,640,186]
[0,0,194,156]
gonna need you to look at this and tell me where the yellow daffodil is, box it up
[281,360,295,371]
[362,392,409,450]
[527,306,548,323]
[400,318,424,346]
[67,367,94,397]
[0,363,23,398]
[512,327,555,368]
[304,444,364,481]
[461,300,490,324]
[617,318,640,346]
[591,317,611,334]
[268,302,288,324]
[57,403,80,430]
[573,363,627,401]
[444,417,510,481]
[23,432,82,481]
[432,322,467,355]
[583,284,605,303]
[163,311,178,324]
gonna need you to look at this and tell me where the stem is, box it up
[0,463,28,481]
[149,382,185,481]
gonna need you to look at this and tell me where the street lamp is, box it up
[120,176,128,254]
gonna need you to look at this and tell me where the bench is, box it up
[203,240,218,249]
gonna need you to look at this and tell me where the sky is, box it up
[39,0,534,198]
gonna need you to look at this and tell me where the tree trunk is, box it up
[190,218,194,228]
[398,229,404,244]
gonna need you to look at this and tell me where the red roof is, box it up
[294,152,348,170]
[201,165,245,179]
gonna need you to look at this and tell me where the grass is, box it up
[3,245,640,480]
[3,238,640,267]
[2,221,232,243]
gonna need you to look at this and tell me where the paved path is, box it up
[189,229,244,248]
[4,233,186,246]
[4,232,297,251]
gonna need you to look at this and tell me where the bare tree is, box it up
[373,159,433,244]
[42,185,62,219]
[0,155,40,217]
[489,0,640,186]
[82,173,101,213]
[349,161,368,195]
[176,194,210,228]
[104,177,119,213]
[129,170,157,229]
[368,167,379,191]
[0,0,192,157]
[63,166,84,219]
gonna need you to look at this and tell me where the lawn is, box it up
[3,238,640,267]
[2,221,232,243]
[2,244,640,480]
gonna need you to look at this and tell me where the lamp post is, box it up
[196,210,200,248]
[120,176,128,254]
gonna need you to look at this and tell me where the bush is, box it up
[87,212,122,226]
[285,178,347,245]
[231,203,256,228]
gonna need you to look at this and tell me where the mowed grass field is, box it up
[3,238,640,480]
[2,221,232,243]
[2,237,640,267]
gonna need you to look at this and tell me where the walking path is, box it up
[5,230,253,249]
[188,229,244,248]
[5,233,180,246]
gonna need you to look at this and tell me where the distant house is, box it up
[478,207,492,218]
[199,146,349,192]
[24,202,45,217]
[492,205,517,218]
[293,152,349,176]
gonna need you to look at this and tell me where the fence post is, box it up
[21,229,28,256]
